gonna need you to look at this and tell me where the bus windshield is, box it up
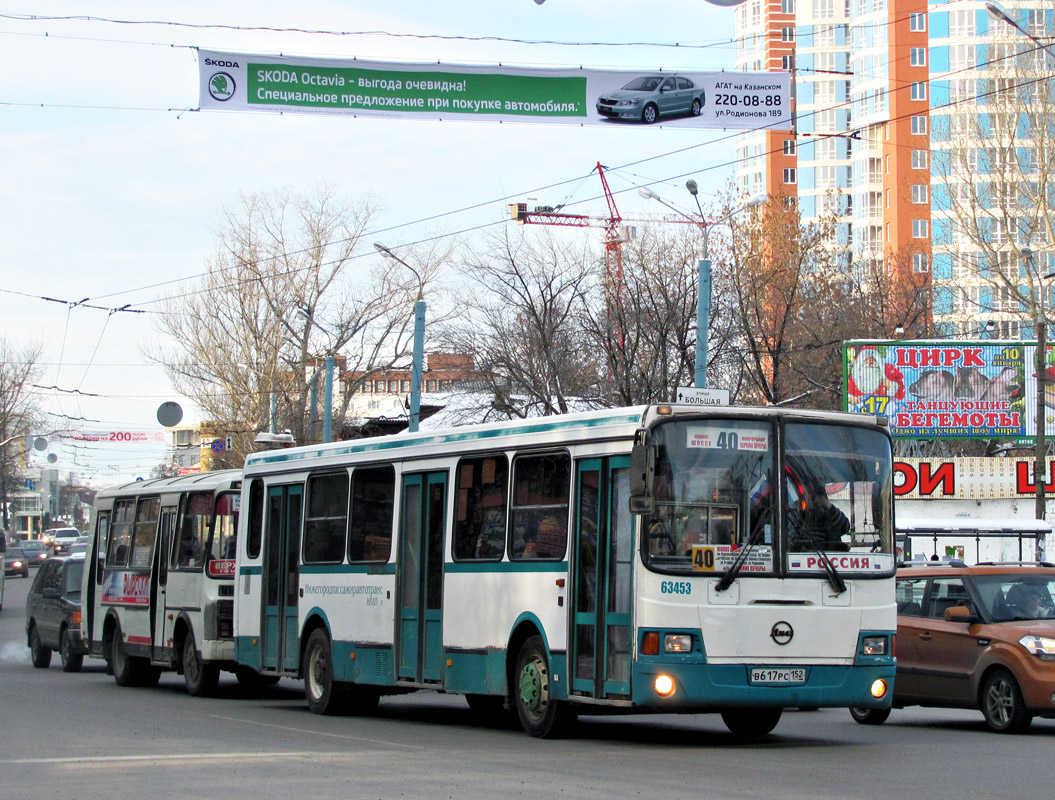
[643,417,893,576]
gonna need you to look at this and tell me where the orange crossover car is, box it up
[851,562,1055,733]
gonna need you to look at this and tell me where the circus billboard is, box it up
[843,340,1054,440]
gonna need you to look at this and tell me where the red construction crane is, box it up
[509,161,632,297]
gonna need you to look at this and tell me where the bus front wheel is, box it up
[721,708,782,737]
[303,629,347,715]
[513,635,575,738]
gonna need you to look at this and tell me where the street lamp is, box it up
[639,187,765,387]
[373,242,426,434]
[986,1,1055,62]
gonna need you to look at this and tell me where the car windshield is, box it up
[22,542,44,553]
[621,76,663,92]
[8,548,24,557]
[972,575,1055,621]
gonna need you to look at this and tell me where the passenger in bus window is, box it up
[791,478,850,552]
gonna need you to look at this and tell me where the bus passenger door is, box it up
[397,471,447,684]
[571,457,632,699]
[151,508,175,661]
[262,484,303,673]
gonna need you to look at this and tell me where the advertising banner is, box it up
[844,340,1051,440]
[55,431,167,444]
[198,49,792,131]
[894,457,1055,499]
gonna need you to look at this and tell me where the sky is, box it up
[0,0,741,487]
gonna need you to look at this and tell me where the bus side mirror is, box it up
[629,428,655,515]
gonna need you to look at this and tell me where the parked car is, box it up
[596,74,705,124]
[4,546,30,578]
[20,539,49,567]
[26,555,87,671]
[851,562,1055,733]
[49,527,82,557]
[67,543,88,558]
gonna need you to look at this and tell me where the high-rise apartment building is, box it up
[732,0,1053,337]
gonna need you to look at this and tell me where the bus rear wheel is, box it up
[183,633,220,697]
[111,625,159,687]
[513,635,575,738]
[303,629,347,715]
[721,708,782,737]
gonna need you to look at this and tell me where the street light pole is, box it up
[986,1,1055,62]
[638,187,764,388]
[374,242,426,433]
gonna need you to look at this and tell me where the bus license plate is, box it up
[750,667,806,684]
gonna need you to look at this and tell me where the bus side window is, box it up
[510,452,570,561]
[453,455,508,561]
[246,479,264,559]
[349,466,395,562]
[106,499,135,568]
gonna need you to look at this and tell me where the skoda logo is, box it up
[771,621,793,645]
[208,71,236,101]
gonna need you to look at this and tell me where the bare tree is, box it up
[152,186,449,455]
[0,336,43,531]
[932,20,1055,340]
[440,228,603,417]
[724,190,849,407]
[586,222,742,405]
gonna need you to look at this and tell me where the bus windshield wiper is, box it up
[715,522,764,592]
[817,550,847,594]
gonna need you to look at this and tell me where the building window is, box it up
[782,26,796,42]
[910,47,926,67]
[911,149,928,170]
[782,54,796,70]
[913,253,930,273]
[781,0,795,12]
[814,0,835,18]
[910,81,926,101]
[783,167,797,184]
[911,115,927,135]
[783,138,796,155]
[909,12,926,31]
[911,184,929,204]
[912,219,929,238]
[949,9,975,37]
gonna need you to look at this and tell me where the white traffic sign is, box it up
[675,386,729,406]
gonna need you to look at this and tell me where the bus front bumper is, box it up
[631,662,896,710]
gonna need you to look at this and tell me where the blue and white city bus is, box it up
[234,404,896,737]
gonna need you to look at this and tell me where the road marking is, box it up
[1,751,385,766]
[200,713,423,749]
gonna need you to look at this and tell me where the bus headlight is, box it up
[870,679,888,699]
[861,636,888,656]
[654,674,676,697]
[664,634,693,653]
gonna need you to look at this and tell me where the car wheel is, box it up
[690,97,702,116]
[182,633,220,697]
[981,669,1034,733]
[849,706,890,725]
[721,708,783,737]
[60,627,83,673]
[641,103,659,124]
[513,635,576,738]
[29,624,52,668]
[303,629,347,715]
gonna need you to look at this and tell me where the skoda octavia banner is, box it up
[844,340,1052,441]
[198,49,792,131]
